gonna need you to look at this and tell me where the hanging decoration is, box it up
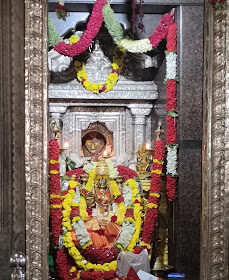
[165,23,178,201]
[131,0,137,34]
[138,0,145,32]
[49,139,63,246]
[51,1,174,57]
[141,135,165,248]
[54,0,107,57]
[55,0,69,21]
[210,0,226,10]
[74,46,125,94]
[103,3,174,53]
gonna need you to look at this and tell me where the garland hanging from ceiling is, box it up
[102,3,174,53]
[50,0,174,57]
[54,0,107,57]
[165,24,178,201]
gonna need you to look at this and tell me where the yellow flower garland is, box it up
[109,179,126,225]
[74,47,125,94]
[61,175,143,274]
[62,185,118,271]
[85,169,95,192]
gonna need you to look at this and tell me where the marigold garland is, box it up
[165,24,178,201]
[57,168,142,279]
[141,139,165,247]
[74,47,125,94]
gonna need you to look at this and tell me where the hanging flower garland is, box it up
[141,138,165,249]
[165,24,178,201]
[51,1,174,57]
[74,46,125,94]
[49,139,63,246]
[210,0,226,10]
[55,0,69,21]
[54,0,107,57]
[102,3,174,53]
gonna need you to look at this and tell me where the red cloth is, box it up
[126,267,140,280]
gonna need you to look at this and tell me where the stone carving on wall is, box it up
[51,104,153,174]
[49,37,158,100]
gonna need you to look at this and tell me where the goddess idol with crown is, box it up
[49,134,165,279]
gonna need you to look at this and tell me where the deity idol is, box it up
[49,139,159,280]
[82,131,106,160]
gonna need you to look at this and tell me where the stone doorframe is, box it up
[24,0,229,279]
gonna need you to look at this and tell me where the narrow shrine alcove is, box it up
[46,1,203,280]
[2,0,228,280]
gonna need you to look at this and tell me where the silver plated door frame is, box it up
[201,2,229,279]
[25,0,49,279]
[24,0,229,279]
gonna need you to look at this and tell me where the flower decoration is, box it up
[54,0,107,57]
[115,165,138,181]
[210,0,226,10]
[51,2,175,56]
[103,3,174,53]
[165,24,178,201]
[49,149,143,279]
[55,0,69,21]
[74,46,125,94]
[141,139,165,248]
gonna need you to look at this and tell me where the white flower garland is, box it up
[63,178,139,251]
[83,159,119,179]
[166,144,178,176]
[123,184,132,207]
[72,220,91,247]
[73,187,81,203]
[165,52,177,80]
[116,221,135,249]
[83,162,97,173]
[120,37,152,53]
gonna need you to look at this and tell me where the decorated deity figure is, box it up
[49,138,165,280]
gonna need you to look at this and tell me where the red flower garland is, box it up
[54,0,107,57]
[165,23,178,201]
[56,249,77,280]
[82,245,119,264]
[49,139,63,246]
[116,165,138,181]
[149,14,174,47]
[66,168,85,180]
[141,139,165,246]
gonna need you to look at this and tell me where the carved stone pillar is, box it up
[128,104,153,154]
[49,106,67,137]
